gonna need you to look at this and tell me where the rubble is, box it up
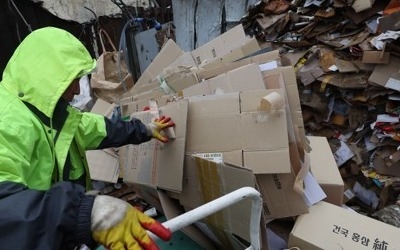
[241,0,400,219]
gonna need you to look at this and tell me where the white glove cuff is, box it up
[91,195,129,231]
[145,124,153,137]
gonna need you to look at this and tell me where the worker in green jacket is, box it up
[0,26,174,249]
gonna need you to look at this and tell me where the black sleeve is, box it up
[0,181,97,250]
[97,117,152,149]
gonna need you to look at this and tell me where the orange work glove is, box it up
[91,195,171,250]
[146,115,176,143]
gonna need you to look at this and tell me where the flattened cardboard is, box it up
[86,149,119,183]
[262,66,309,169]
[319,73,369,89]
[121,94,173,116]
[373,147,400,177]
[368,56,400,91]
[165,150,244,209]
[89,98,117,116]
[362,51,390,64]
[86,99,120,183]
[186,89,290,174]
[182,63,265,97]
[166,52,197,70]
[190,24,255,66]
[308,136,344,206]
[196,49,280,80]
[256,169,309,220]
[201,38,261,69]
[165,154,204,209]
[132,39,184,90]
[288,201,400,249]
[128,182,164,213]
[168,152,307,221]
[352,0,374,13]
[207,63,265,94]
[124,50,281,106]
[378,11,400,33]
[192,157,268,249]
[334,58,359,73]
[120,100,188,192]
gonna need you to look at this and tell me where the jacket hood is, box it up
[1,27,96,118]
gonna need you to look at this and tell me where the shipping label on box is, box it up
[120,100,188,192]
[288,201,400,250]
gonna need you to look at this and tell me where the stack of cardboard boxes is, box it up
[87,24,400,249]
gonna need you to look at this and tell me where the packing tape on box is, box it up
[158,76,175,94]
[293,151,311,195]
[260,91,284,112]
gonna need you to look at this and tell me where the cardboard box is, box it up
[308,136,344,206]
[119,100,188,192]
[186,89,291,174]
[86,99,120,183]
[288,201,400,249]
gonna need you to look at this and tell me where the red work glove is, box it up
[91,195,171,250]
[146,115,176,143]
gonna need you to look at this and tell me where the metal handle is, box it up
[149,186,263,250]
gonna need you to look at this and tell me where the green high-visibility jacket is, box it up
[0,27,151,249]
